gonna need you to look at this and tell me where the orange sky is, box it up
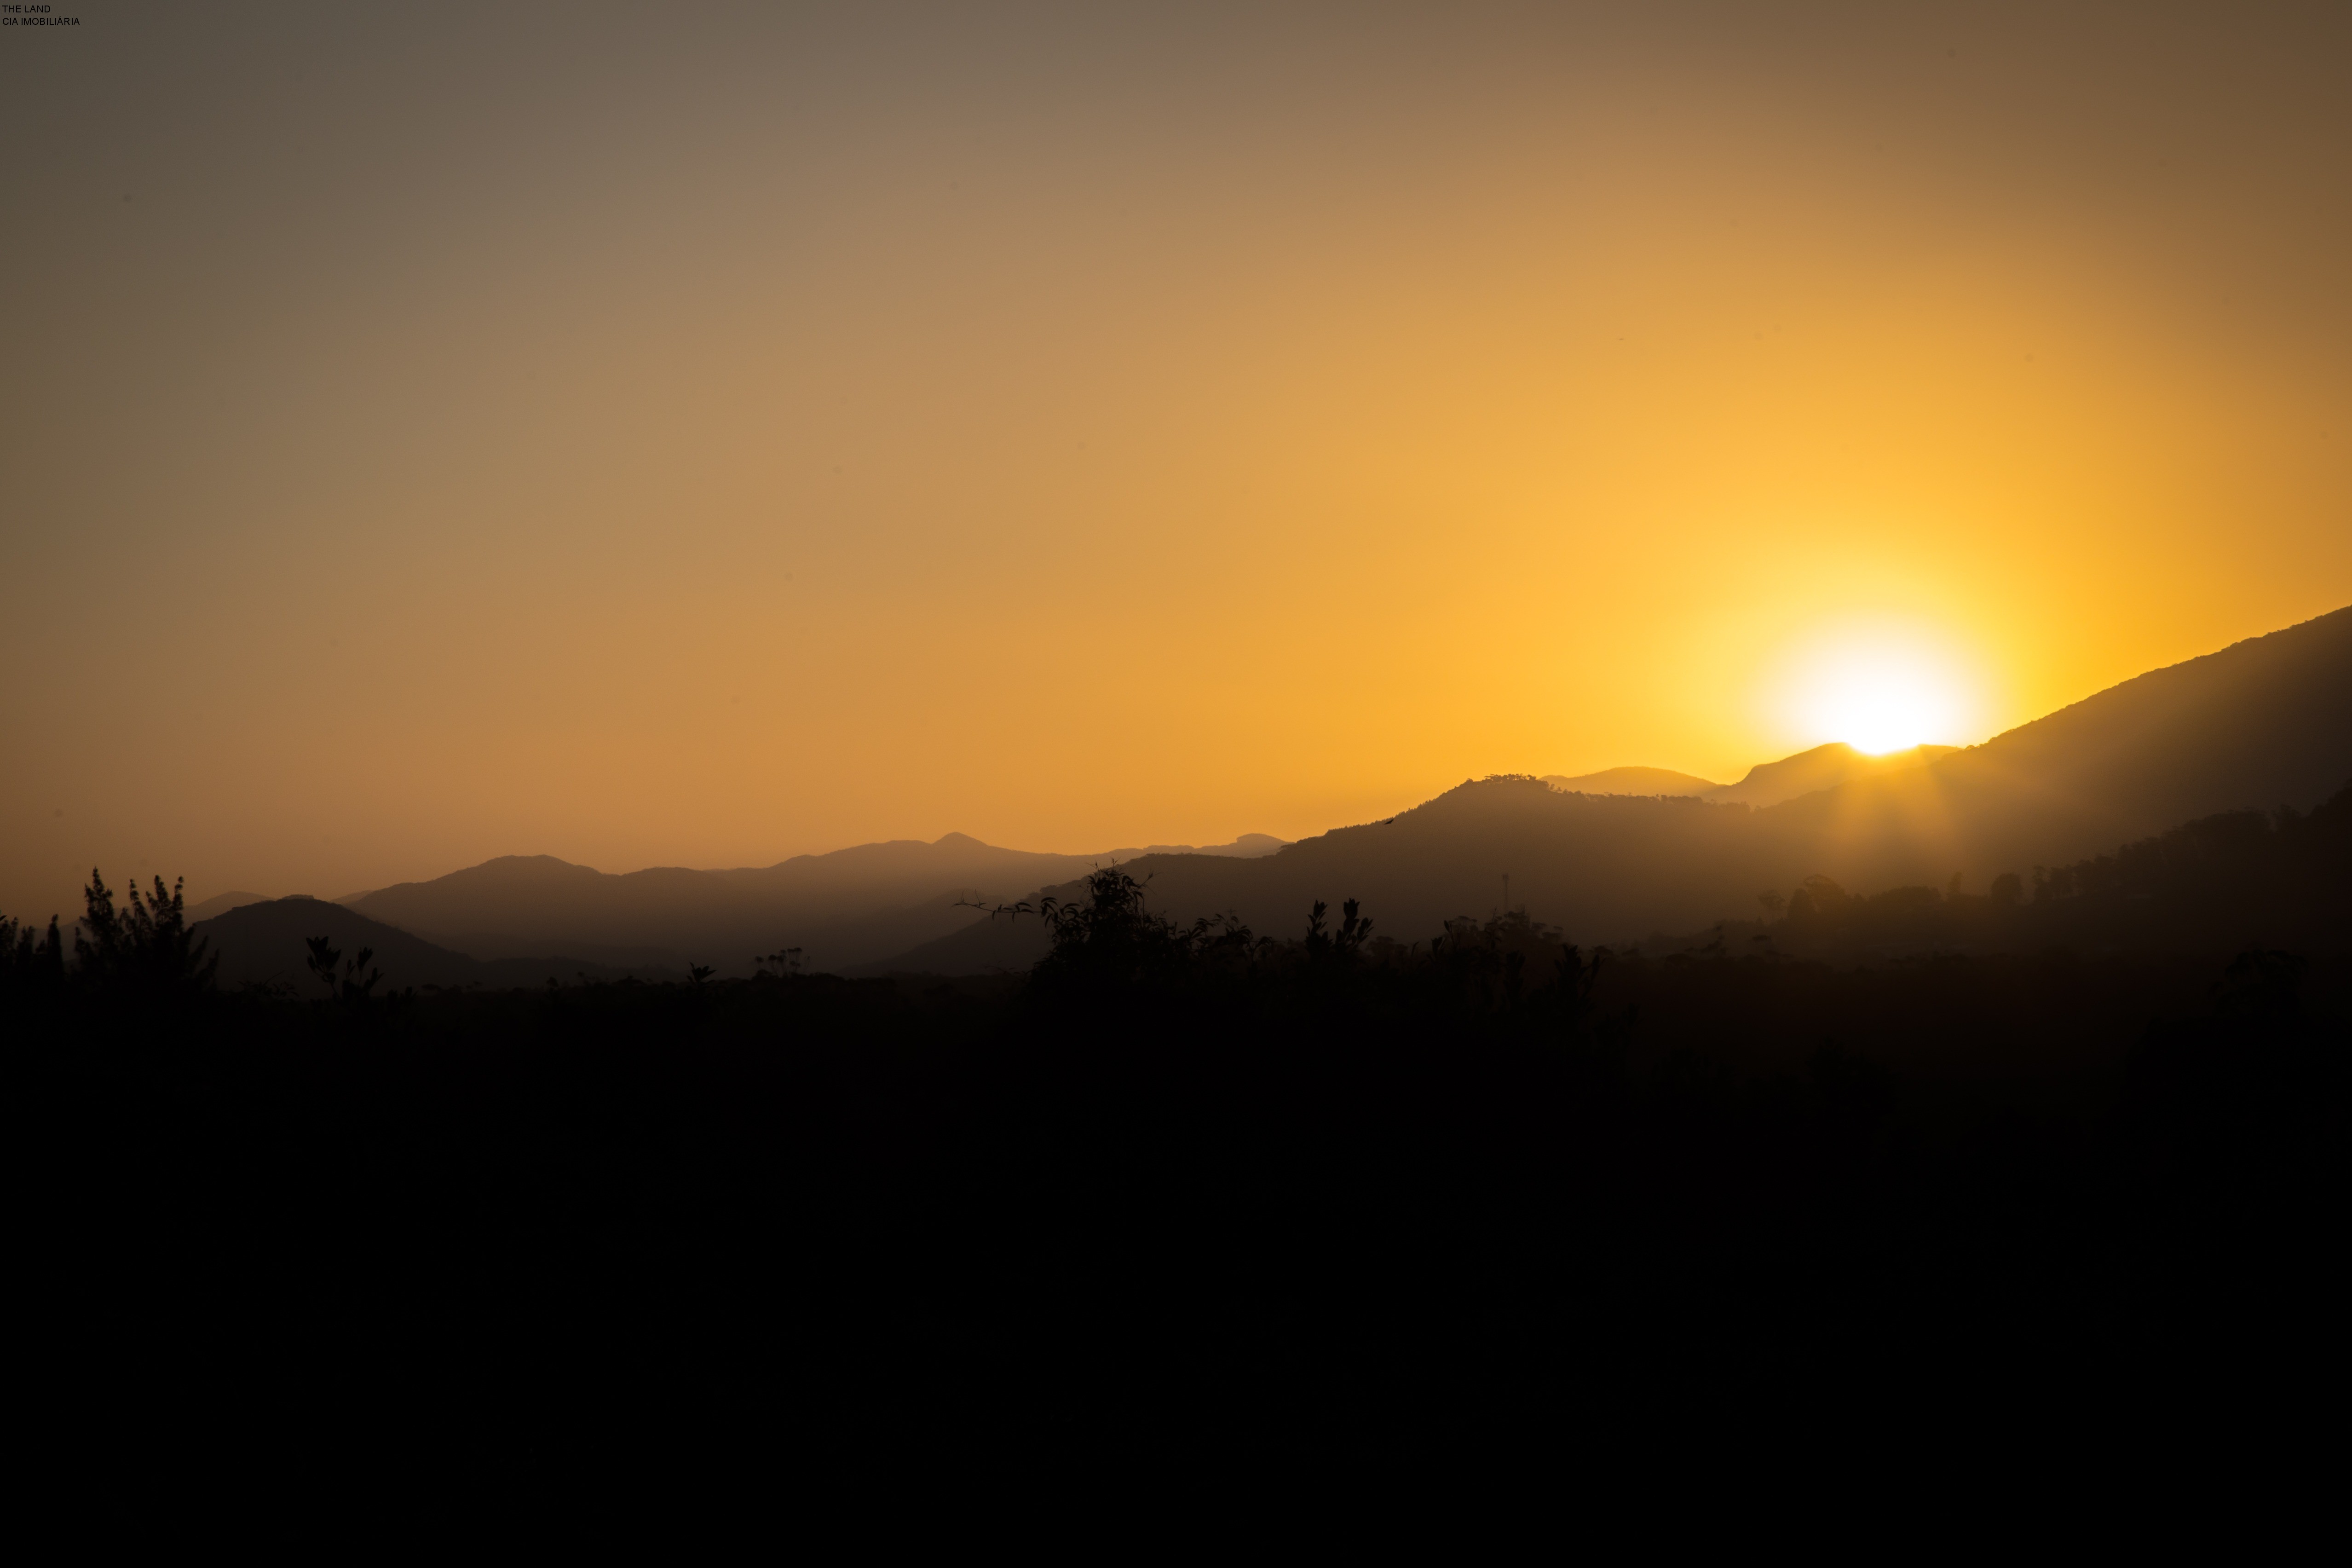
[4,3,2348,916]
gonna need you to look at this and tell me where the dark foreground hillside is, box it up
[8,864,2345,1516]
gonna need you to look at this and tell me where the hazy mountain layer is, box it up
[1545,745,1959,808]
[1701,743,1960,807]
[195,898,663,992]
[341,832,1286,976]
[272,607,2352,979]
[888,607,2352,970]
[184,891,274,924]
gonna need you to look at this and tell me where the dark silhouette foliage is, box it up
[975,865,1257,998]
[70,868,218,1002]
[300,933,410,1020]
[8,820,2345,1505]
[0,911,66,1014]
[1,911,65,977]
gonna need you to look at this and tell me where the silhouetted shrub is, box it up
[992,865,1257,999]
[70,868,217,1003]
[0,911,65,1003]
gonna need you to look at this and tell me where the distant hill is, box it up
[340,832,1288,976]
[1542,766,1722,797]
[1542,747,1960,807]
[888,786,1793,972]
[194,897,663,991]
[1152,833,1287,859]
[1702,743,1958,807]
[184,890,274,923]
[1542,745,1963,809]
[887,607,2352,970]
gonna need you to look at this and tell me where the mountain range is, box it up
[191,606,2352,985]
[195,896,658,992]
[192,833,1283,986]
[892,606,2352,971]
[1544,743,1961,807]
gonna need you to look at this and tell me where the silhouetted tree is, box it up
[986,866,1255,997]
[1301,898,1373,968]
[73,869,217,1001]
[305,934,391,1014]
[0,911,66,998]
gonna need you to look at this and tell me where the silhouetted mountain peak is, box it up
[1955,607,2352,776]
[1705,742,1958,807]
[183,890,274,923]
[1539,748,1963,810]
[407,853,601,883]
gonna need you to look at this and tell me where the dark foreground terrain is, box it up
[8,833,2347,1518]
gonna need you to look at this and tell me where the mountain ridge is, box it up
[338,832,1290,975]
[185,606,2352,980]
[1544,743,1961,810]
[194,897,669,991]
[883,607,2352,971]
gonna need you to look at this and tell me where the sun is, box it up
[1776,626,1978,755]
[1810,664,1958,753]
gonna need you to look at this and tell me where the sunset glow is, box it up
[2,6,2347,919]
[10,6,2343,1476]
[1797,644,1974,755]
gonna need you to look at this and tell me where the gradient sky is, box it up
[5,1,2349,915]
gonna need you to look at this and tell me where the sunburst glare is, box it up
[1776,626,1982,755]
